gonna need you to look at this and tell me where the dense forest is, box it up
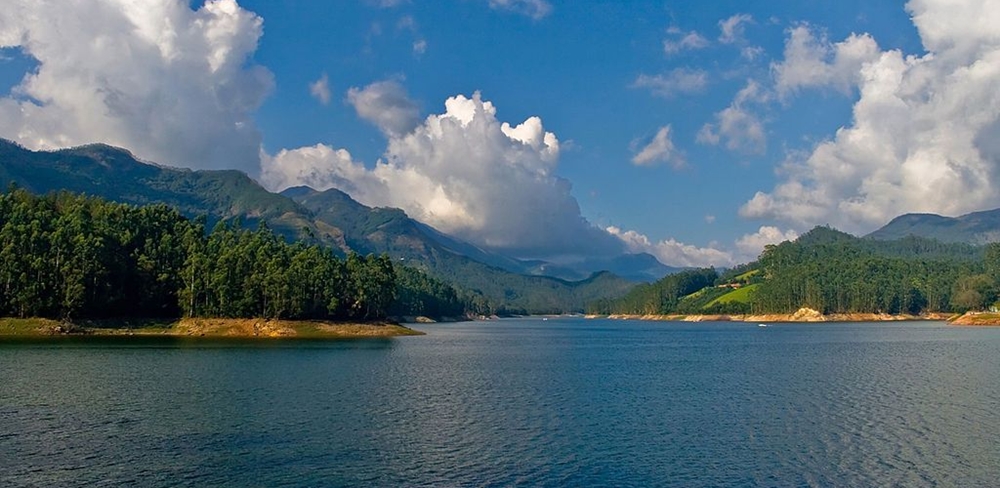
[591,227,1000,316]
[0,188,464,321]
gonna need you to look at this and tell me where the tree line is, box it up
[586,268,720,315]
[749,228,997,314]
[0,188,464,320]
[589,226,1000,316]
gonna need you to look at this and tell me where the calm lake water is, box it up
[2,318,999,487]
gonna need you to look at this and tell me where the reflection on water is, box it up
[2,319,999,487]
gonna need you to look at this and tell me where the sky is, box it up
[1,0,999,267]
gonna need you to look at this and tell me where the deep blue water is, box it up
[2,319,999,487]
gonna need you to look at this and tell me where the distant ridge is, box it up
[0,138,331,247]
[867,208,1000,244]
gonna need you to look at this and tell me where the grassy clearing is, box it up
[706,284,759,307]
[733,270,759,282]
[680,288,708,301]
[0,318,62,335]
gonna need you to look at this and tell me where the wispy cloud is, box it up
[309,73,331,105]
[631,126,684,168]
[718,13,752,44]
[487,0,552,20]
[663,31,709,55]
[632,68,708,98]
[697,80,768,154]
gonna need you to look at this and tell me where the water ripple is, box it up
[1,320,999,486]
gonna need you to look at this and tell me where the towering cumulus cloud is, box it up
[0,0,272,173]
[743,0,1000,232]
[263,91,623,259]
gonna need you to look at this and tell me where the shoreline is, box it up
[0,317,424,338]
[587,308,958,324]
[948,312,1000,326]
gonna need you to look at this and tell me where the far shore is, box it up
[586,307,961,324]
[0,317,424,338]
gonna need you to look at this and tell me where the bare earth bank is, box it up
[590,307,957,323]
[949,312,1000,326]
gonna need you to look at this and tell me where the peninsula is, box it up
[0,317,423,338]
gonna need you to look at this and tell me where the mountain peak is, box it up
[278,185,318,199]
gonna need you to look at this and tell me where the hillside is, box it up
[592,226,1000,316]
[868,208,1000,244]
[0,140,635,313]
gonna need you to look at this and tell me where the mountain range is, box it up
[0,139,658,313]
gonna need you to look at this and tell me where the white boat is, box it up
[757,323,768,328]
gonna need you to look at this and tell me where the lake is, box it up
[2,318,999,487]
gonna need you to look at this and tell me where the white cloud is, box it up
[741,46,765,61]
[632,125,683,168]
[718,13,763,60]
[605,225,799,267]
[488,0,552,20]
[309,73,331,105]
[396,15,417,31]
[697,80,768,154]
[735,226,798,261]
[718,14,752,44]
[663,31,710,55]
[0,0,272,173]
[365,0,408,7]
[260,144,386,201]
[632,68,708,98]
[346,80,421,137]
[773,25,881,98]
[263,91,623,258]
[743,0,1000,233]
[413,39,427,55]
[606,226,733,268]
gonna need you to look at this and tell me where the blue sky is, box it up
[1,0,998,266]
[246,0,920,244]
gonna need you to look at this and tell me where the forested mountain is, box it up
[868,208,1000,244]
[0,140,635,314]
[0,139,339,249]
[284,186,635,314]
[593,226,1000,316]
[0,189,465,321]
